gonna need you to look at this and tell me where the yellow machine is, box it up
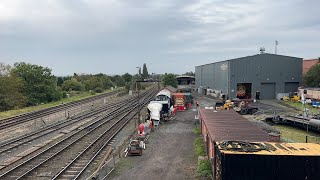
[282,92,300,102]
[223,100,233,110]
[290,92,301,102]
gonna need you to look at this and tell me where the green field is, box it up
[0,88,122,120]
[274,124,320,143]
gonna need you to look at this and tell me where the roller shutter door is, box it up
[261,83,276,99]
[284,82,299,93]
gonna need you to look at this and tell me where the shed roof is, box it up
[156,89,171,98]
[176,75,195,79]
[196,53,302,68]
[200,110,269,142]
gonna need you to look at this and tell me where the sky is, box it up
[0,0,319,76]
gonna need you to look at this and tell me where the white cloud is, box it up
[0,0,319,75]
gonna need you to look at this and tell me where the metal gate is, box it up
[260,83,276,99]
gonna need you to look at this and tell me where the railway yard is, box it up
[0,87,158,179]
[1,84,320,180]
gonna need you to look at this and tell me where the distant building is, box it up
[176,75,195,92]
[195,53,302,99]
[303,59,320,74]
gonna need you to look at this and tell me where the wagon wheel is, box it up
[240,109,248,115]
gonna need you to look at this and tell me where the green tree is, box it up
[0,76,27,110]
[142,63,149,79]
[95,74,114,89]
[84,76,102,91]
[304,63,320,87]
[57,77,64,87]
[183,71,195,77]
[0,63,27,110]
[110,75,125,87]
[162,73,178,88]
[122,73,133,83]
[11,62,62,105]
[62,78,84,91]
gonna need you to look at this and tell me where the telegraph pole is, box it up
[137,81,140,124]
[157,75,160,90]
[275,40,278,54]
[136,67,141,124]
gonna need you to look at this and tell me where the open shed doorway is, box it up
[236,83,252,99]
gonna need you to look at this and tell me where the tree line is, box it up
[0,62,152,111]
[303,59,320,87]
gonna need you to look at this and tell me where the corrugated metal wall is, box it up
[195,66,202,88]
[196,54,302,99]
[195,61,229,95]
[229,53,302,99]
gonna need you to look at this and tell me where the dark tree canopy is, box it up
[183,71,195,77]
[109,75,125,87]
[142,63,149,79]
[122,73,133,83]
[0,63,27,110]
[162,73,178,88]
[57,77,64,87]
[304,63,320,87]
[62,78,84,91]
[0,76,27,111]
[11,62,62,105]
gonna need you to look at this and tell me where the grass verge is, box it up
[193,127,201,135]
[282,101,320,115]
[194,137,206,156]
[0,88,122,120]
[193,126,213,179]
[197,160,212,179]
[274,124,320,143]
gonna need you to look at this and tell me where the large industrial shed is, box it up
[195,53,303,99]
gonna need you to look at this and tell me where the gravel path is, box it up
[108,106,199,180]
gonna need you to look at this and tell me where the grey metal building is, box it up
[195,53,302,99]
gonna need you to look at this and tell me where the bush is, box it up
[90,90,96,95]
[62,91,68,98]
[94,87,103,93]
[194,137,206,156]
[197,160,212,178]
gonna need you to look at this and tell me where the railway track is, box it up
[0,87,157,180]
[0,94,139,156]
[0,89,123,130]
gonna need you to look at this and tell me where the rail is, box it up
[0,89,123,130]
[0,87,156,180]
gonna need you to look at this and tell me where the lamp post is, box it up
[136,67,141,124]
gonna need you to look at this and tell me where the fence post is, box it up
[112,151,116,167]
[306,136,308,143]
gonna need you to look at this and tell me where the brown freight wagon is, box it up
[199,110,281,179]
[213,142,320,180]
[199,110,277,160]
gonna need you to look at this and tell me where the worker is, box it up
[255,91,260,100]
[138,123,145,137]
[145,112,150,122]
